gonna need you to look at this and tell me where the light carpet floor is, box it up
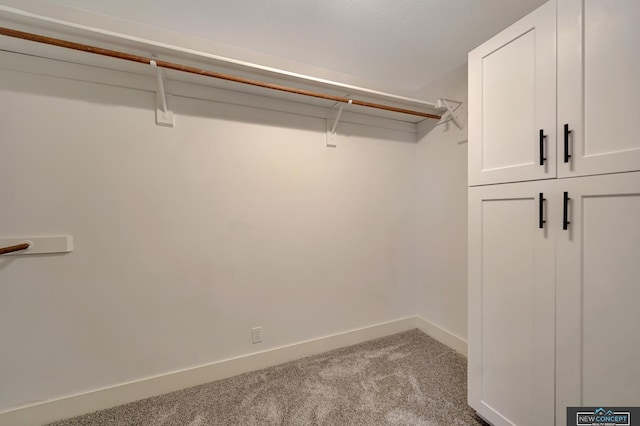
[48,329,488,425]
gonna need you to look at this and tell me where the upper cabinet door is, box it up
[469,1,556,186]
[558,0,640,177]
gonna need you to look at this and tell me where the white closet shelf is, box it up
[0,6,452,132]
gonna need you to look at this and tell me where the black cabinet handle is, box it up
[564,124,572,163]
[539,192,546,229]
[539,129,546,166]
[563,191,571,230]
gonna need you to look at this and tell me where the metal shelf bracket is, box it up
[150,59,174,127]
[326,99,352,147]
[434,98,463,129]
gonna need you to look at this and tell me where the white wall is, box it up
[0,66,418,411]
[413,64,469,341]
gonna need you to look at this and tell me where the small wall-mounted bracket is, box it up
[326,99,352,147]
[150,59,174,127]
[0,236,73,256]
[434,98,463,130]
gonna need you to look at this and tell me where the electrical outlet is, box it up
[251,326,262,344]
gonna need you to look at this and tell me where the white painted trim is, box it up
[415,316,468,356]
[0,317,417,426]
[0,316,467,425]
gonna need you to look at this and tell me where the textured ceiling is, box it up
[42,0,547,93]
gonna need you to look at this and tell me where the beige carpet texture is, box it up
[48,329,488,425]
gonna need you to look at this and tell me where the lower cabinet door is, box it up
[555,172,640,425]
[468,181,556,425]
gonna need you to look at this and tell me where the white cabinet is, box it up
[468,181,556,426]
[555,172,640,424]
[468,1,640,424]
[557,0,640,177]
[468,1,556,186]
[468,173,640,425]
[470,0,640,186]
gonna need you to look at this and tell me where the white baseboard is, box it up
[0,316,417,426]
[1,316,466,426]
[415,316,468,356]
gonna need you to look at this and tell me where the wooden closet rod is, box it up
[0,243,30,255]
[0,27,441,120]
